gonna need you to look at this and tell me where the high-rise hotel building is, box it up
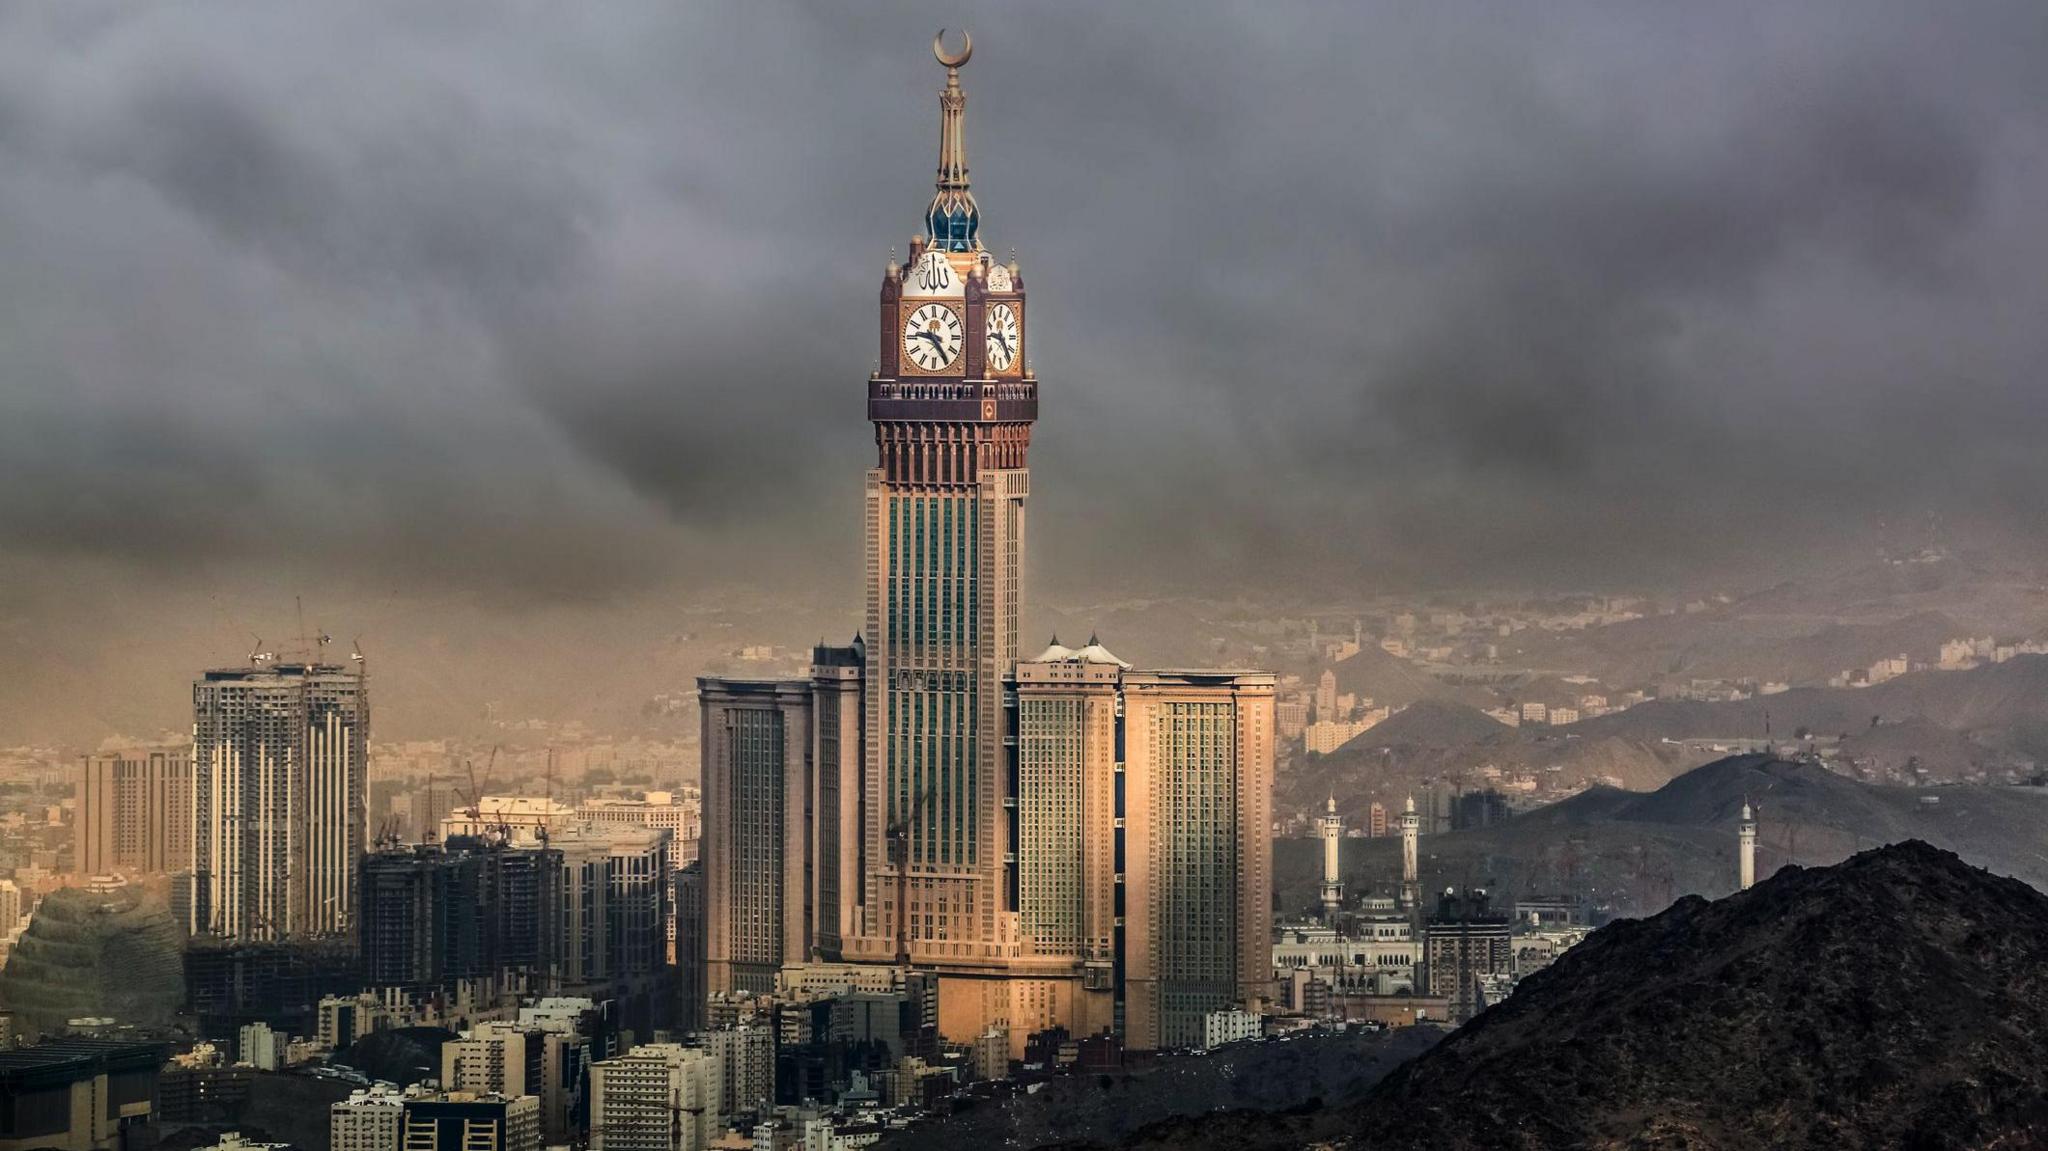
[190,661,368,940]
[77,750,194,877]
[698,35,1273,1053]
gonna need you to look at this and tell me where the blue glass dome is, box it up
[927,191,979,252]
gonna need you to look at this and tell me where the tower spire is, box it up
[927,29,980,252]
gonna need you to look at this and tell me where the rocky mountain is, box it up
[1088,842,2048,1150]
[1333,841,2048,1149]
[1343,699,1511,750]
[1329,645,1495,710]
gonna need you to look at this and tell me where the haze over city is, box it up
[5,1,2048,744]
[3,6,2048,1150]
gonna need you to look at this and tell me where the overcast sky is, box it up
[3,1,2046,605]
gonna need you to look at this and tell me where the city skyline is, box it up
[1,13,2046,1150]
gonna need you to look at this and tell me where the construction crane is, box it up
[887,783,939,968]
[455,746,503,842]
[539,746,556,846]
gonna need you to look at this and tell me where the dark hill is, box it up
[1335,841,2048,1149]
[1329,644,1492,709]
[1348,699,1511,750]
[1110,842,2048,1150]
[334,1026,456,1086]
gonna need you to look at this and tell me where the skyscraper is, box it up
[847,29,1036,992]
[77,751,193,877]
[695,34,1274,1056]
[697,676,814,997]
[1009,643,1123,1043]
[1122,671,1275,1051]
[191,661,368,940]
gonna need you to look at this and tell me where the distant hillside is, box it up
[1329,644,1494,709]
[1283,728,1699,824]
[1348,699,1511,750]
[1279,755,2048,916]
[1564,654,2048,749]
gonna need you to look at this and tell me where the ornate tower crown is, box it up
[927,29,980,252]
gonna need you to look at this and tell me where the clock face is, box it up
[902,303,964,372]
[985,303,1020,372]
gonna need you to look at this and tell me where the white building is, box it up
[331,1084,406,1151]
[0,879,23,936]
[438,797,577,845]
[589,1043,724,1151]
[238,1022,284,1070]
[701,1024,773,1123]
[195,1135,291,1151]
[578,791,702,863]
[971,1026,1008,1081]
[1201,1008,1262,1050]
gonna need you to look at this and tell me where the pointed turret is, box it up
[926,29,981,251]
[1398,794,1421,911]
[1318,795,1345,918]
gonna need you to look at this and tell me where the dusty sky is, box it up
[3,1,2047,606]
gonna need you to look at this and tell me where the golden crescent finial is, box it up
[933,28,972,69]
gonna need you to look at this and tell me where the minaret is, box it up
[1317,796,1344,918]
[1397,795,1420,911]
[1738,802,1757,890]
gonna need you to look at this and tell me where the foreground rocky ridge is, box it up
[1338,839,2048,1149]
[1057,840,2048,1150]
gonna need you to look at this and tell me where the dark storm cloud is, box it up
[1,1,2045,599]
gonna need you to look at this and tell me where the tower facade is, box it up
[1123,671,1275,1051]
[851,33,1037,982]
[1318,797,1344,917]
[190,662,368,940]
[1738,802,1757,890]
[1010,643,1126,1045]
[698,678,813,997]
[1398,795,1420,911]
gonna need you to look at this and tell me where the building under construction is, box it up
[357,839,564,996]
[182,934,361,1040]
[189,659,369,942]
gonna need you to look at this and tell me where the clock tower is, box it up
[854,29,1039,998]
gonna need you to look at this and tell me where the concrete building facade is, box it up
[1122,671,1275,1051]
[190,662,368,940]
